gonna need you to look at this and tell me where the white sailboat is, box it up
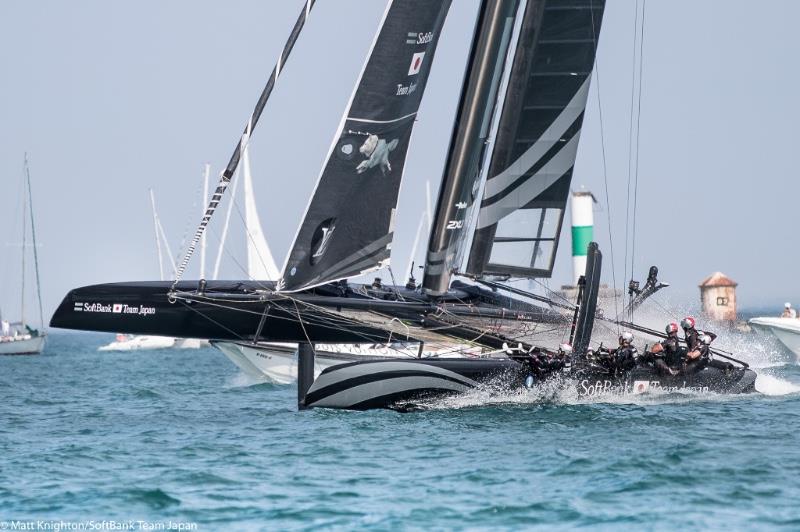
[1,154,46,355]
[99,171,212,352]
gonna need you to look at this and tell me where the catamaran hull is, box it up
[50,281,564,346]
[213,341,375,384]
[50,281,404,344]
[303,359,524,410]
[303,358,758,410]
[0,335,46,355]
[213,341,486,384]
[574,366,757,398]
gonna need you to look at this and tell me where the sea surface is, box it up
[2,330,800,530]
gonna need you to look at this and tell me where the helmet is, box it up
[619,332,634,344]
[559,343,573,354]
[786,302,792,309]
[665,322,679,334]
[680,316,696,329]
[700,334,713,345]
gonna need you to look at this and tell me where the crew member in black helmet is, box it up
[648,322,681,376]
[599,332,638,376]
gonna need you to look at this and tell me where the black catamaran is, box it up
[51,0,755,409]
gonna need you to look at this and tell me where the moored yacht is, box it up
[1,154,46,356]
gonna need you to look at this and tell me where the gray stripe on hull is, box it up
[483,76,591,199]
[310,360,480,390]
[308,375,472,409]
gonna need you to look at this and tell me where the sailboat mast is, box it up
[25,155,45,330]
[149,189,166,281]
[20,156,28,328]
[422,0,520,295]
[172,0,317,288]
[200,163,210,280]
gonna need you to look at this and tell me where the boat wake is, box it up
[395,374,726,411]
[224,371,270,389]
[407,367,800,411]
[715,331,792,369]
[754,372,800,396]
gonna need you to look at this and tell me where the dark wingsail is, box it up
[423,0,606,294]
[466,0,606,278]
[422,0,523,295]
[279,0,452,293]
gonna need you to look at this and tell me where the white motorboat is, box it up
[99,334,176,351]
[98,333,211,351]
[213,341,488,384]
[748,317,800,359]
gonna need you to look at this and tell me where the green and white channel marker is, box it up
[570,191,594,285]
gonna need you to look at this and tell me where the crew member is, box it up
[528,343,571,377]
[648,322,681,376]
[689,332,735,374]
[681,316,700,351]
[598,332,638,376]
[614,332,638,374]
[782,303,797,318]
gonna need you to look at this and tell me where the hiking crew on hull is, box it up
[645,322,682,376]
[597,332,639,377]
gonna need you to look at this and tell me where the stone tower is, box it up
[699,272,738,322]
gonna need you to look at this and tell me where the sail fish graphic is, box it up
[279,0,452,292]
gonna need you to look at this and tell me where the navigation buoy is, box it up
[571,190,595,286]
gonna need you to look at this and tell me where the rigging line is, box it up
[172,294,381,343]
[631,0,647,278]
[204,209,273,293]
[589,0,620,333]
[385,266,404,301]
[284,300,424,355]
[171,0,317,289]
[532,278,576,309]
[176,299,247,342]
[292,299,315,349]
[623,0,641,287]
[236,292,424,347]
[176,172,205,263]
[230,200,277,291]
[648,293,678,321]
[24,155,45,330]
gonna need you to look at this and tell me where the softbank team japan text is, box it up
[73,302,156,316]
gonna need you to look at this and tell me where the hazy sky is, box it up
[2,0,799,325]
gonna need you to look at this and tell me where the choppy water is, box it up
[2,331,800,530]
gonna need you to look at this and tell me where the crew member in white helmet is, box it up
[782,302,796,319]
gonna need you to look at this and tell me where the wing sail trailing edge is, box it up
[466,0,606,279]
